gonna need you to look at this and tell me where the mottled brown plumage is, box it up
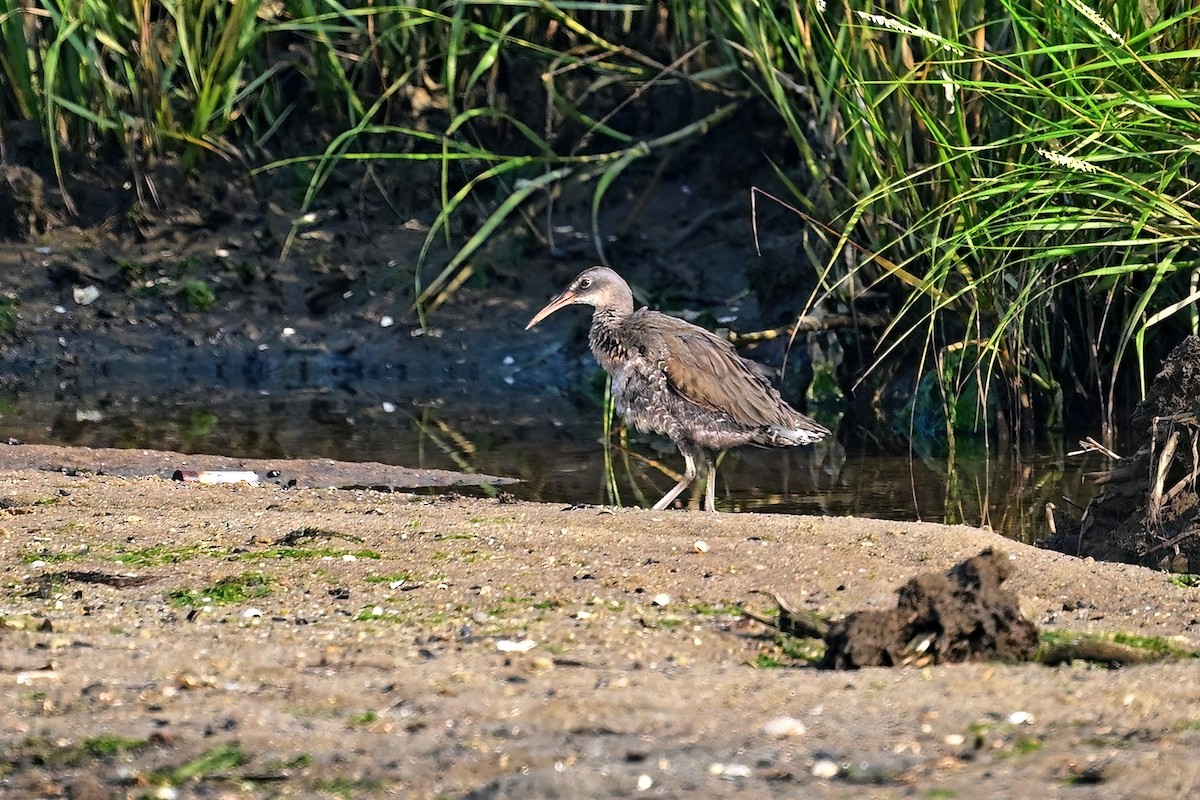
[526,266,830,511]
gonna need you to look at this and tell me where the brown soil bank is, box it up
[1044,336,1200,571]
[2,459,1200,798]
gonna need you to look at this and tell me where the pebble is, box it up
[694,540,709,553]
[811,759,839,779]
[762,716,807,738]
[1008,710,1034,725]
[652,593,671,607]
[496,639,537,653]
[944,733,965,746]
[636,774,653,791]
[380,316,395,328]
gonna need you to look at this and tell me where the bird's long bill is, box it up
[524,290,577,330]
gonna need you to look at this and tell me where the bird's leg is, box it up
[652,448,697,511]
[703,451,717,512]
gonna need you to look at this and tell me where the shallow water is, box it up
[0,383,1106,544]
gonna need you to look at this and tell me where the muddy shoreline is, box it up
[2,454,1199,798]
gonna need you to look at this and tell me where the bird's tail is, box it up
[768,417,830,446]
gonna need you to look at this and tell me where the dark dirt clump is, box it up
[820,549,1039,669]
[1042,336,1200,570]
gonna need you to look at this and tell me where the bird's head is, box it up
[525,266,633,330]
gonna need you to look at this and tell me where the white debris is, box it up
[762,716,807,738]
[194,471,258,485]
[382,402,396,413]
[1008,710,1034,725]
[636,774,653,791]
[380,316,395,328]
[652,593,671,607]
[694,540,710,553]
[16,670,60,684]
[716,763,752,778]
[73,285,99,305]
[496,639,537,653]
[811,759,839,779]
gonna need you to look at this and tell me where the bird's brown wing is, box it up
[638,312,793,429]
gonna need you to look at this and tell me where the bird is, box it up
[525,266,830,511]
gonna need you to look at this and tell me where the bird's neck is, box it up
[588,307,633,372]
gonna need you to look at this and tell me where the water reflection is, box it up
[0,387,1103,543]
[592,434,1101,542]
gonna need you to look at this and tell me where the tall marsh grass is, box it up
[720,0,1200,439]
[2,1,1198,439]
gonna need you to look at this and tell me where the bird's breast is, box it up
[607,359,685,440]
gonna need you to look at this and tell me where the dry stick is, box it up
[1194,427,1199,492]
[1164,465,1200,504]
[1068,436,1122,459]
[1138,526,1199,558]
[616,445,681,482]
[729,312,892,343]
[747,590,830,639]
[1148,427,1179,525]
[1164,427,1200,504]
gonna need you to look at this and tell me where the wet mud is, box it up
[2,463,1200,798]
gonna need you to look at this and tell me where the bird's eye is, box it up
[579,277,592,289]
